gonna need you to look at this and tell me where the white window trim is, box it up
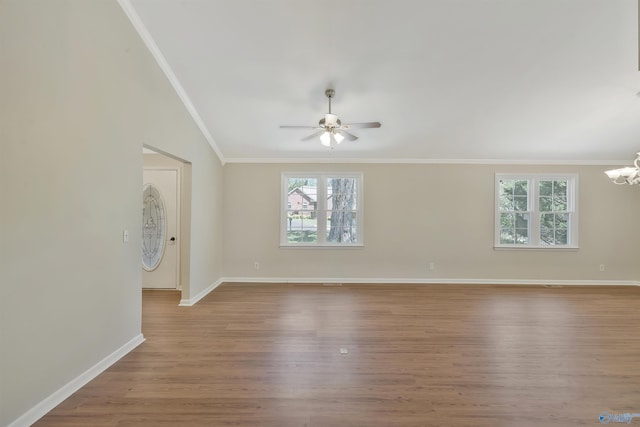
[494,173,579,249]
[281,172,364,247]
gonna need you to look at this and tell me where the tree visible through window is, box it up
[282,173,362,246]
[498,179,529,244]
[539,180,569,245]
[327,178,358,243]
[496,174,577,248]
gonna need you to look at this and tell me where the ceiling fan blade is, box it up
[300,130,326,141]
[337,130,358,141]
[342,122,381,129]
[280,125,319,129]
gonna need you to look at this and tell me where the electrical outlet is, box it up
[428,262,435,271]
[254,262,260,270]
[123,229,129,243]
[599,264,605,272]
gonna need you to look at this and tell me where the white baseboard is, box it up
[179,279,224,306]
[8,333,145,427]
[173,276,639,308]
[220,277,640,286]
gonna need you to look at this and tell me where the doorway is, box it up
[142,148,190,294]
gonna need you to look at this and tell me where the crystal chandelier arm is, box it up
[605,153,640,186]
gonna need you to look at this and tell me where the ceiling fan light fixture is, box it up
[334,132,344,144]
[320,131,331,147]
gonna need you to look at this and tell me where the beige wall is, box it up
[1,1,637,425]
[0,1,223,425]
[223,163,639,282]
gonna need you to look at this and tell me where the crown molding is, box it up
[223,157,630,166]
[117,0,226,164]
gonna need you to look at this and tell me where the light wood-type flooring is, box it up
[35,284,640,426]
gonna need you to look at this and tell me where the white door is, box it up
[142,169,179,289]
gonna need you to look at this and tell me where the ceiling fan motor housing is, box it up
[320,114,340,129]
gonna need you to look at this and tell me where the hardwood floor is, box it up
[35,284,640,426]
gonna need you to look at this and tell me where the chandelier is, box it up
[605,153,640,185]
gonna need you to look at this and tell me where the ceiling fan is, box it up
[280,89,381,148]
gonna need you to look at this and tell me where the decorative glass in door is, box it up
[142,184,166,271]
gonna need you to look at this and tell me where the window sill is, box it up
[280,244,364,249]
[494,245,579,251]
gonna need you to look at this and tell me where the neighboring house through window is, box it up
[282,173,363,246]
[495,174,578,248]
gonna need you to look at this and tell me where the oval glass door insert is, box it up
[142,183,166,271]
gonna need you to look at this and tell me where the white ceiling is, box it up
[123,0,640,164]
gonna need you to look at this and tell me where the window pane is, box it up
[499,213,529,244]
[500,213,514,229]
[514,180,528,196]
[287,230,317,243]
[287,178,317,211]
[286,177,318,243]
[539,180,552,197]
[515,228,529,244]
[326,178,358,243]
[556,213,568,229]
[554,180,567,197]
[555,214,569,245]
[540,213,570,245]
[500,194,514,211]
[500,180,528,212]
[500,211,515,244]
[500,180,514,196]
[555,229,568,245]
[539,180,568,212]
[514,195,528,211]
[328,177,357,193]
[539,196,552,212]
[540,214,554,244]
[500,229,515,244]
[515,213,529,228]
[515,213,529,244]
[327,178,357,210]
[553,196,567,211]
[286,210,317,243]
[540,212,554,229]
[326,211,357,243]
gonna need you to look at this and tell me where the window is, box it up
[282,173,363,246]
[495,174,578,248]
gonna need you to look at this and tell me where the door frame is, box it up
[142,146,192,303]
